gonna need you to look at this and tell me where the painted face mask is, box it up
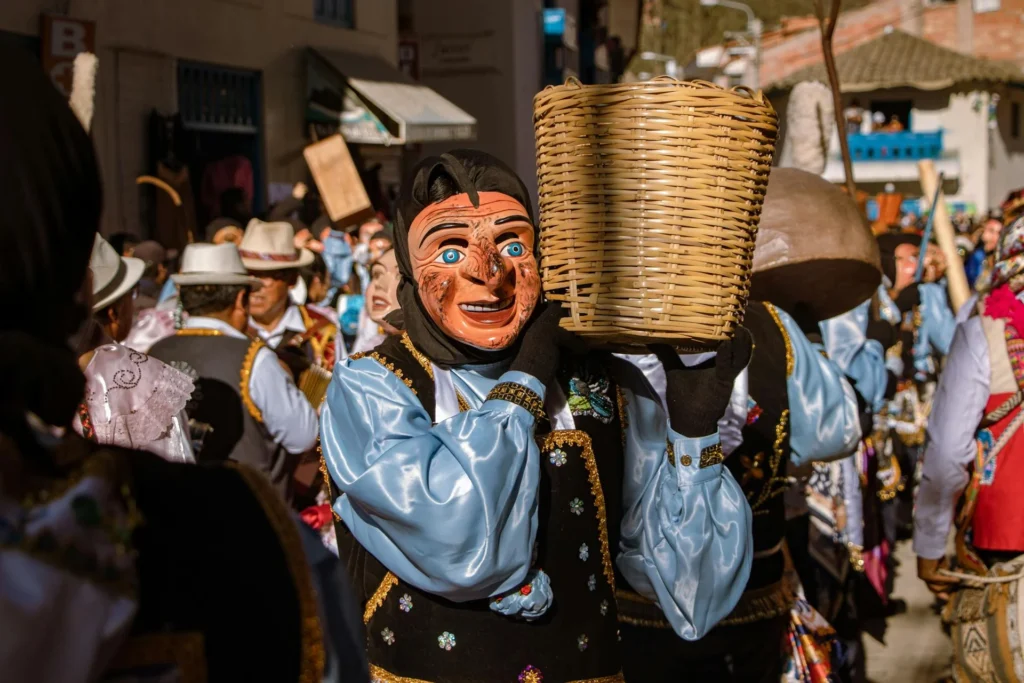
[321,229,353,299]
[366,249,401,335]
[407,191,540,351]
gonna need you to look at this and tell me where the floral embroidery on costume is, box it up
[437,631,456,651]
[577,634,589,651]
[579,543,590,561]
[566,362,615,424]
[587,574,597,591]
[381,628,395,645]
[519,665,544,682]
[399,594,413,613]
[549,448,568,467]
[978,428,996,485]
[569,497,584,515]
[600,600,609,616]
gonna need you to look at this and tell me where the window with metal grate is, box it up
[314,0,354,28]
[178,62,260,134]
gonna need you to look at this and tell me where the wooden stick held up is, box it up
[814,0,856,199]
[918,160,971,312]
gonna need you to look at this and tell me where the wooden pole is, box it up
[815,0,856,199]
[918,159,971,312]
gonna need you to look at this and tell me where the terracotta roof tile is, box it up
[767,29,1024,92]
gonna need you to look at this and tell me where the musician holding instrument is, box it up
[149,243,318,504]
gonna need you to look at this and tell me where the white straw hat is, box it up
[91,234,145,311]
[238,218,314,271]
[172,243,263,287]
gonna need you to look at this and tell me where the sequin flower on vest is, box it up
[567,362,615,424]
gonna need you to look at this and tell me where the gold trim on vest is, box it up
[228,462,325,683]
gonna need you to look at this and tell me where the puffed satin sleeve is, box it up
[821,300,889,412]
[320,357,542,601]
[777,307,862,466]
[613,363,752,641]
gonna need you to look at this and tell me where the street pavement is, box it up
[864,541,952,683]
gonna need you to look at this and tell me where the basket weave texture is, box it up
[533,77,779,349]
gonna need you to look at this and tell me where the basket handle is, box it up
[562,76,583,88]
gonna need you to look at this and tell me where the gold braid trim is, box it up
[615,588,655,604]
[764,303,794,377]
[108,633,207,683]
[539,431,616,591]
[748,409,790,512]
[362,351,417,394]
[399,332,473,409]
[240,338,266,423]
[718,579,795,626]
[364,572,398,624]
[616,386,629,450]
[174,328,224,337]
[617,613,671,629]
[228,463,325,683]
[401,332,433,379]
[369,665,624,683]
[318,448,341,522]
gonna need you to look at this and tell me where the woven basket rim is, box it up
[533,76,771,107]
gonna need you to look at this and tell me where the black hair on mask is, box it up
[389,149,535,367]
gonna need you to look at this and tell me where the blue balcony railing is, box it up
[846,130,944,161]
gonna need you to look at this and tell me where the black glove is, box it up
[866,317,897,349]
[275,344,312,383]
[894,283,921,314]
[884,369,899,400]
[509,303,568,388]
[650,327,753,438]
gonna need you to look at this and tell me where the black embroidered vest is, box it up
[616,302,793,672]
[150,332,294,501]
[331,335,627,683]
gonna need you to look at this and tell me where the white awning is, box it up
[308,48,476,145]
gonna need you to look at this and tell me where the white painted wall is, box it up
[939,91,989,212]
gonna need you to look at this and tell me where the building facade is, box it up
[0,0,397,237]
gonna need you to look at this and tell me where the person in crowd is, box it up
[108,230,140,257]
[0,43,368,683]
[88,234,145,346]
[618,300,860,682]
[70,235,195,462]
[203,187,251,244]
[320,149,753,682]
[914,216,1024,680]
[966,214,1002,288]
[241,219,339,373]
[149,242,318,501]
[132,239,173,310]
[349,246,401,354]
[844,98,864,135]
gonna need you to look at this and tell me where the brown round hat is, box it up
[750,167,882,322]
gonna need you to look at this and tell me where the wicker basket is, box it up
[533,77,779,349]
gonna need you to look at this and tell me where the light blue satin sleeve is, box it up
[840,454,864,548]
[821,300,889,412]
[776,307,862,465]
[613,361,752,641]
[320,357,543,601]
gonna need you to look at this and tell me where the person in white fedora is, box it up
[240,218,339,373]
[90,233,145,343]
[148,242,318,502]
[72,234,197,464]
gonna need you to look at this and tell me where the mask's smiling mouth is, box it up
[458,296,516,325]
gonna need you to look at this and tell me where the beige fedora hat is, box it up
[91,234,145,312]
[238,218,314,271]
[172,243,263,287]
